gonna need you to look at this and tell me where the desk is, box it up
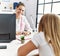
[0,32,38,56]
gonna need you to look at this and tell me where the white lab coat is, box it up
[16,15,32,32]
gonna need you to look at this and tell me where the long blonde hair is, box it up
[38,14,60,56]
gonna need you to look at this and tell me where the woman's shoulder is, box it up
[31,32,47,47]
[34,32,44,37]
[33,32,46,42]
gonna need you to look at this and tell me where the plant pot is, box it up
[21,40,25,44]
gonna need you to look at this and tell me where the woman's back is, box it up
[31,32,55,56]
[17,14,60,56]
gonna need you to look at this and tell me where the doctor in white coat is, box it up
[16,2,32,35]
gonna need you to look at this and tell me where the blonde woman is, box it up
[17,14,60,56]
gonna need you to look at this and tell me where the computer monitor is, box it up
[0,14,16,43]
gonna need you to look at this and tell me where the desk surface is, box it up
[0,32,38,56]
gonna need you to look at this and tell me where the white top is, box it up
[16,15,32,32]
[31,32,55,56]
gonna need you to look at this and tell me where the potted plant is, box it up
[20,35,25,44]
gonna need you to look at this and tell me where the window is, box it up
[38,5,44,14]
[39,0,44,4]
[36,0,60,28]
[45,0,52,3]
[37,15,43,23]
[52,3,60,14]
[44,4,51,14]
[53,0,60,2]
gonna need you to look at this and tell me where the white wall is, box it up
[0,0,22,13]
[0,0,37,29]
[21,0,37,29]
[10,0,21,2]
[12,0,37,29]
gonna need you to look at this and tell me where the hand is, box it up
[22,31,31,36]
[16,31,31,36]
[16,32,22,35]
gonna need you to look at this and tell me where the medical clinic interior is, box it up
[0,0,60,56]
